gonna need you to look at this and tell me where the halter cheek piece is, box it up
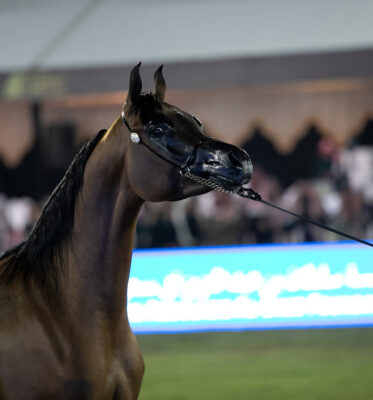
[121,110,210,174]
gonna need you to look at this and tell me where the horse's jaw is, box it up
[169,180,212,201]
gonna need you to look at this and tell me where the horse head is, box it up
[122,63,253,201]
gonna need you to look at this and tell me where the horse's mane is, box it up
[0,129,107,295]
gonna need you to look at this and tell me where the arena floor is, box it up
[137,327,373,400]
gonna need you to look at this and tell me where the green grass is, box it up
[137,327,373,400]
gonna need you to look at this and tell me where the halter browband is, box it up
[121,110,209,173]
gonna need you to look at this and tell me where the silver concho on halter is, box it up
[130,132,141,144]
[122,109,141,144]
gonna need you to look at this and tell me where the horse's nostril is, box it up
[228,151,242,168]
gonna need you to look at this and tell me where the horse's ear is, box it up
[152,65,166,101]
[126,62,142,112]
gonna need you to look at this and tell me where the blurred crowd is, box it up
[136,166,373,248]
[1,164,372,253]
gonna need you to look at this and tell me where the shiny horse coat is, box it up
[0,64,252,400]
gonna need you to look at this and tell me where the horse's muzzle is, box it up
[188,139,253,189]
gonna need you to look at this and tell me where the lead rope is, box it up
[182,170,373,248]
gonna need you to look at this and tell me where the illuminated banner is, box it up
[128,242,373,333]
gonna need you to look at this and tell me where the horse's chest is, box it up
[61,338,144,400]
[0,332,145,400]
[0,356,143,400]
[69,333,145,400]
[110,333,145,399]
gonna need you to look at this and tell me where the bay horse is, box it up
[0,64,252,400]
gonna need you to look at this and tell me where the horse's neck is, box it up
[68,121,143,323]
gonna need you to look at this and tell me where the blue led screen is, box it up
[128,242,373,333]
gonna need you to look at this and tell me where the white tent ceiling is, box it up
[1,0,373,73]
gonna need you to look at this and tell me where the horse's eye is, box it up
[148,122,172,136]
[152,127,164,135]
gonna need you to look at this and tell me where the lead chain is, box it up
[182,169,261,200]
[182,170,235,194]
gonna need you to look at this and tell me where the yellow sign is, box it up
[2,73,66,100]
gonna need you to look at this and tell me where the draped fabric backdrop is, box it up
[0,78,372,167]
